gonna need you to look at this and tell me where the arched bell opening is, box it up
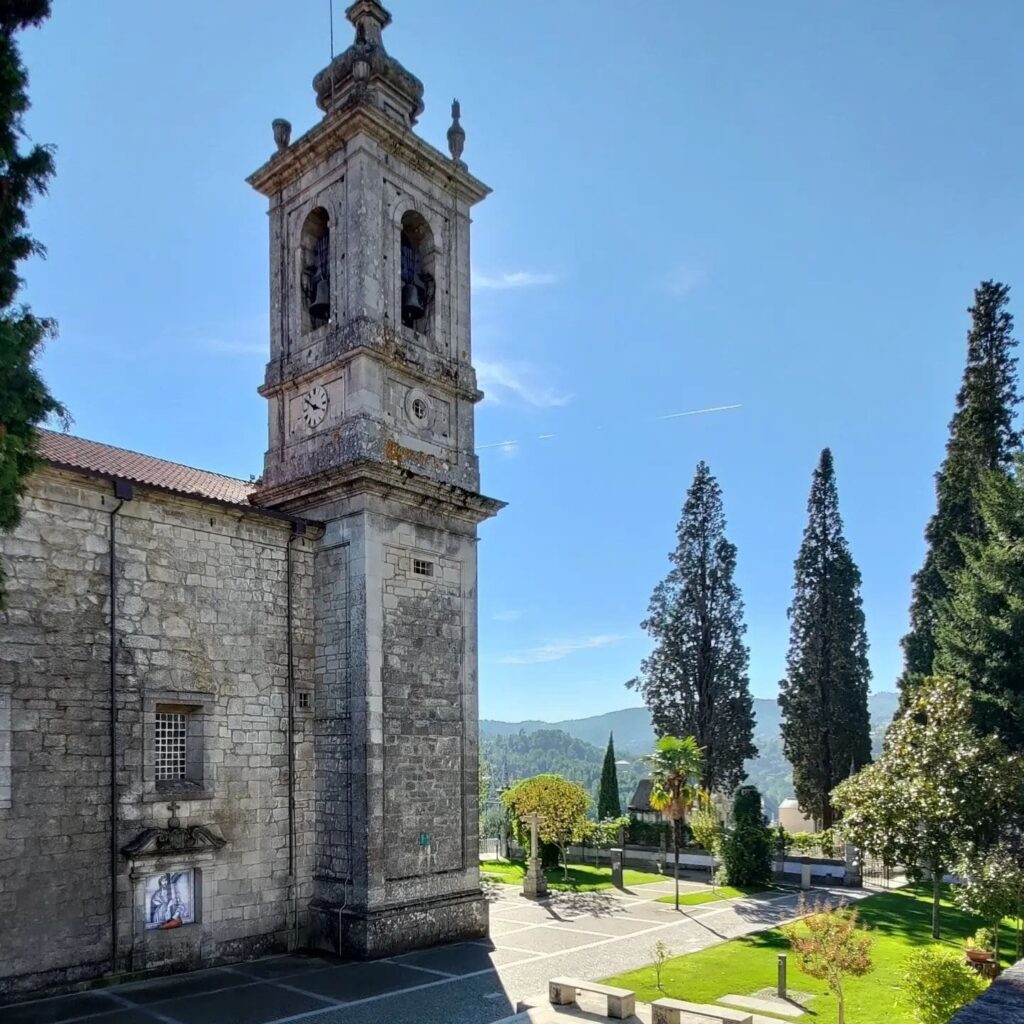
[399,211,435,335]
[300,208,330,333]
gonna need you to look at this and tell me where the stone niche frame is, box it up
[142,690,214,802]
[125,855,212,970]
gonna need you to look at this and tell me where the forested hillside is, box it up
[481,692,899,820]
[481,729,644,814]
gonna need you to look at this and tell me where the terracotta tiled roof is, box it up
[36,429,255,507]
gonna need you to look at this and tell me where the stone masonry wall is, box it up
[0,467,315,999]
[381,544,464,880]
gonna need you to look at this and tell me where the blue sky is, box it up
[19,2,1024,722]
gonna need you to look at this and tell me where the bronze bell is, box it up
[309,278,330,320]
[402,280,424,321]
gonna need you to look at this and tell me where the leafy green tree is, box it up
[833,677,1023,938]
[630,462,755,793]
[780,449,872,830]
[935,459,1024,747]
[584,815,630,850]
[0,0,67,606]
[783,897,873,1024]
[902,281,1021,692]
[954,841,1024,961]
[721,784,772,888]
[598,733,622,820]
[647,735,703,910]
[501,774,591,880]
[690,791,723,888]
[899,948,987,1024]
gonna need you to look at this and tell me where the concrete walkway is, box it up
[0,880,866,1024]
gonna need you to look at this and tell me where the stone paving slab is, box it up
[150,980,333,1024]
[0,991,125,1024]
[393,942,534,975]
[115,968,251,1005]
[276,961,433,1002]
[229,954,340,981]
[719,994,804,1017]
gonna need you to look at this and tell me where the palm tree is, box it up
[647,735,703,910]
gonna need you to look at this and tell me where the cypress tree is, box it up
[935,459,1024,748]
[901,282,1020,695]
[597,733,622,820]
[0,0,67,606]
[629,461,756,794]
[779,448,871,830]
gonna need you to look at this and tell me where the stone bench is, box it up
[651,997,753,1024]
[548,976,636,1019]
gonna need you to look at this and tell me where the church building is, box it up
[0,0,500,999]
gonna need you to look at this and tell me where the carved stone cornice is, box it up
[248,103,490,205]
[122,824,226,860]
[251,456,505,524]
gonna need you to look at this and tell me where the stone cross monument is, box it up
[523,813,548,899]
[248,0,502,957]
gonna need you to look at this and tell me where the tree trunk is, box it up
[837,988,845,1024]
[674,821,680,910]
[993,919,1000,963]
[931,866,942,940]
[562,846,568,881]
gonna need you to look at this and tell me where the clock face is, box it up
[302,384,329,429]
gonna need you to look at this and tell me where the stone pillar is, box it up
[609,847,624,889]
[522,813,548,900]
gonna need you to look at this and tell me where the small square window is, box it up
[298,691,311,710]
[412,559,434,577]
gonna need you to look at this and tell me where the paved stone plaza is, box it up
[0,881,866,1024]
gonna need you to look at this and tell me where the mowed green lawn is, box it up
[605,886,1021,1024]
[480,859,667,892]
[656,884,783,906]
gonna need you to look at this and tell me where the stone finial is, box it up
[272,118,292,152]
[346,0,391,47]
[447,99,467,170]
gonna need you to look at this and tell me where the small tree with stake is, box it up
[690,791,723,891]
[784,896,873,1024]
[646,735,702,911]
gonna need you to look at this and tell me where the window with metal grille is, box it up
[298,691,311,710]
[412,558,434,577]
[154,712,187,781]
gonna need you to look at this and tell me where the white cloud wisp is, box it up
[497,633,631,666]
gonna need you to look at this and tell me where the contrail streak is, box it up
[475,402,741,452]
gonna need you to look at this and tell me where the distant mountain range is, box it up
[480,692,899,818]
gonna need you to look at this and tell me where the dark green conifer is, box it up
[630,461,756,794]
[935,459,1024,749]
[901,282,1020,694]
[0,0,67,605]
[779,449,871,830]
[597,733,621,820]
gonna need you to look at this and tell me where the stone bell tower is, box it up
[248,0,501,957]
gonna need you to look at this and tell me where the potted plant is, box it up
[964,927,996,963]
